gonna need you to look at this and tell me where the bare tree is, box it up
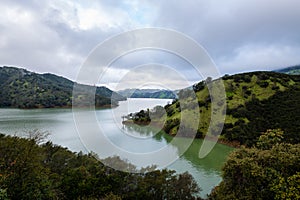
[22,129,50,144]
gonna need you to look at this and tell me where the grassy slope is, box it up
[162,71,300,146]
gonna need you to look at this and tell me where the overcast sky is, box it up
[1,0,300,89]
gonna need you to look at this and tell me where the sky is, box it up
[1,0,300,90]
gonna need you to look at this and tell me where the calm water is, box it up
[0,98,233,197]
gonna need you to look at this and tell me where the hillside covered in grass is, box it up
[0,66,126,108]
[128,71,300,147]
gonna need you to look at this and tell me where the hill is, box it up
[0,66,126,108]
[274,65,300,75]
[127,71,300,147]
[118,88,176,99]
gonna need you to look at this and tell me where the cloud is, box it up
[47,0,137,31]
[0,0,82,77]
[0,0,300,89]
[0,0,139,80]
[153,0,300,73]
[219,44,300,74]
[100,64,192,90]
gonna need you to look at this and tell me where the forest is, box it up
[1,130,299,199]
[0,131,201,200]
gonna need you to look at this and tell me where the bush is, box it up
[210,141,300,200]
[258,81,269,88]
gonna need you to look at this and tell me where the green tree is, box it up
[0,133,202,200]
[256,129,284,150]
[0,136,55,199]
[209,138,300,200]
[271,173,300,200]
[0,188,8,200]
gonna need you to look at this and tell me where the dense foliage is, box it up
[0,132,202,200]
[133,71,300,147]
[0,66,126,108]
[209,129,300,200]
[222,72,300,146]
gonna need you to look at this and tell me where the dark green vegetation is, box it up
[130,71,300,147]
[221,72,300,146]
[209,129,300,200]
[127,109,151,124]
[275,65,300,75]
[0,66,126,108]
[0,132,202,200]
[118,88,176,99]
[126,72,300,199]
[125,105,167,126]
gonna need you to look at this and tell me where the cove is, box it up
[0,98,233,197]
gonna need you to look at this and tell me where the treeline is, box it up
[118,89,176,99]
[0,66,126,109]
[0,132,201,200]
[129,90,176,99]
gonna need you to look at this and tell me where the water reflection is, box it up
[123,123,232,172]
[0,99,233,197]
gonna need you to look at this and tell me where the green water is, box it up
[0,98,233,197]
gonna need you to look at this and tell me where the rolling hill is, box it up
[127,71,300,146]
[0,66,126,108]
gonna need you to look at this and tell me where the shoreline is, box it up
[122,120,240,148]
[0,104,118,110]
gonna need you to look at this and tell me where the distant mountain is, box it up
[118,88,176,99]
[274,65,300,75]
[0,66,126,108]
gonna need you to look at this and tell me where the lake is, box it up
[0,98,233,197]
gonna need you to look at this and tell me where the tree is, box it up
[209,131,300,200]
[0,136,55,199]
[271,172,300,200]
[256,129,284,150]
[0,188,8,200]
[23,129,50,144]
[0,133,202,200]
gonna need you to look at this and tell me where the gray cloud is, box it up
[154,0,300,73]
[1,0,300,89]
